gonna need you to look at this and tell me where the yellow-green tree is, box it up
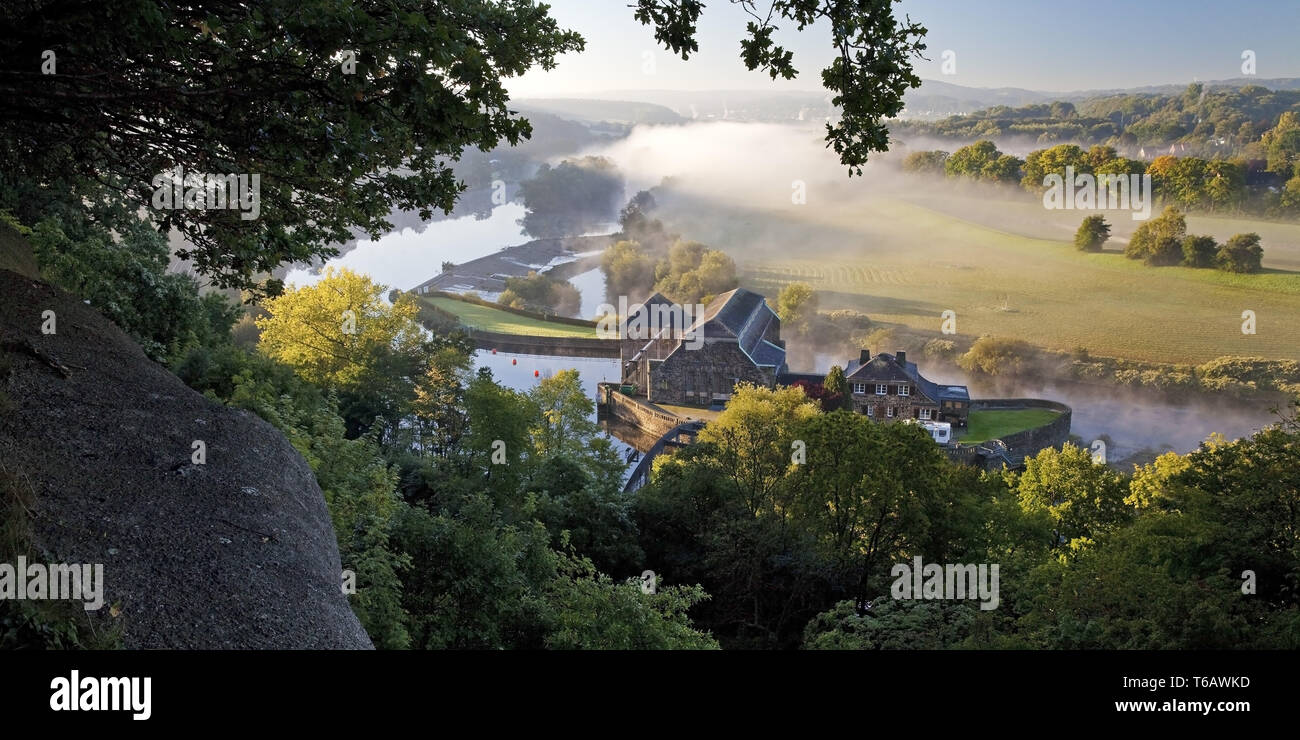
[256,267,426,389]
[697,383,820,516]
[776,282,818,336]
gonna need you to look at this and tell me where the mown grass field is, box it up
[660,193,1300,365]
[422,296,598,338]
[958,409,1062,444]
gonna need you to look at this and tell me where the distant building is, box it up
[841,350,970,427]
[622,288,786,406]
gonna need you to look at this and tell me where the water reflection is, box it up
[568,267,607,320]
[471,350,642,476]
[285,202,527,290]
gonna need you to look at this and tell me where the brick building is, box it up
[621,288,786,406]
[842,350,970,427]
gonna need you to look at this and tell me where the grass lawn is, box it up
[658,193,1300,365]
[958,409,1062,444]
[423,296,598,338]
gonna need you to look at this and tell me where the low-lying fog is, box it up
[292,119,1293,458]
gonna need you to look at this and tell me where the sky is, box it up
[507,0,1300,97]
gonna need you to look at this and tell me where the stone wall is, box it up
[469,329,619,358]
[959,398,1073,469]
[599,383,682,439]
[649,339,775,406]
[969,398,1072,456]
[848,389,939,422]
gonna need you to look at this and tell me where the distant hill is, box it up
[567,89,833,123]
[512,98,684,125]
[902,79,1054,118]
[548,78,1300,122]
[902,78,1300,118]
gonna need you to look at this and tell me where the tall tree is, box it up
[257,267,426,390]
[776,282,818,336]
[0,0,584,293]
[822,365,852,411]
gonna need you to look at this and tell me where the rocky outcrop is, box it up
[0,269,372,649]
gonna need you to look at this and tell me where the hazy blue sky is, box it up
[508,0,1300,96]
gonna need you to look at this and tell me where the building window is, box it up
[866,405,874,417]
[875,384,887,395]
[898,384,909,396]
[853,383,866,394]
[886,406,895,418]
[920,408,932,420]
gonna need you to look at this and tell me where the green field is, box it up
[423,296,598,338]
[958,409,1062,444]
[658,193,1300,365]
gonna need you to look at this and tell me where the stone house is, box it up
[842,350,970,427]
[621,288,786,406]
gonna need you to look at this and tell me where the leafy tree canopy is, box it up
[0,0,584,293]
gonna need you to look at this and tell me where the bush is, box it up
[958,336,1034,376]
[1125,206,1185,266]
[1073,215,1110,252]
[922,338,957,360]
[1216,233,1264,273]
[1181,234,1218,268]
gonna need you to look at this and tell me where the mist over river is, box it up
[281,120,1287,465]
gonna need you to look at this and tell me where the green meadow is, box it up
[421,296,598,338]
[663,194,1300,365]
[959,409,1063,444]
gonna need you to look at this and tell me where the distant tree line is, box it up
[901,96,1300,219]
[896,83,1300,154]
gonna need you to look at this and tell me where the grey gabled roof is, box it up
[844,353,969,405]
[695,288,766,337]
[666,287,786,369]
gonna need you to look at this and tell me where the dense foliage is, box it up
[897,85,1300,219]
[172,276,719,649]
[635,384,1300,649]
[498,271,582,317]
[0,0,584,294]
[517,157,625,239]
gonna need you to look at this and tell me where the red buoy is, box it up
[491,349,497,354]
[534,370,540,377]
[512,358,517,365]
